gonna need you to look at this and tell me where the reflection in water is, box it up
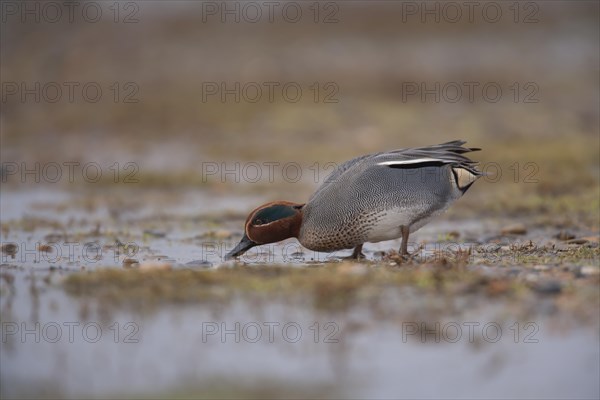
[1,266,599,399]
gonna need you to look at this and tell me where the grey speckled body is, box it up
[225,140,483,260]
[299,141,482,252]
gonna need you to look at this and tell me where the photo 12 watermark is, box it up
[198,160,539,185]
[1,162,140,184]
[200,321,339,344]
[402,321,540,344]
[200,1,340,23]
[399,81,540,104]
[0,241,140,265]
[399,1,540,24]
[1,1,140,24]
[1,321,140,344]
[201,81,339,104]
[1,82,140,104]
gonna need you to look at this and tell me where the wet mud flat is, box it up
[1,188,599,399]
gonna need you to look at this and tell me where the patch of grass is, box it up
[62,262,567,314]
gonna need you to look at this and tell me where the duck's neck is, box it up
[289,208,304,238]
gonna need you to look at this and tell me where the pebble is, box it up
[555,230,576,241]
[123,258,140,268]
[479,244,501,253]
[215,230,234,239]
[338,262,369,275]
[531,279,563,294]
[447,231,460,239]
[581,236,599,247]
[0,272,15,284]
[566,238,588,245]
[1,243,17,256]
[185,260,213,268]
[580,266,599,276]
[553,243,569,251]
[143,230,166,238]
[38,244,53,253]
[196,230,234,240]
[44,233,65,242]
[148,255,171,261]
[139,261,172,271]
[524,273,539,283]
[533,264,551,271]
[486,279,510,296]
[501,223,527,235]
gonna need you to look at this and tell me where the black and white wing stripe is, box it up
[374,140,483,191]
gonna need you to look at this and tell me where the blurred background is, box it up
[1,1,599,399]
[2,1,598,212]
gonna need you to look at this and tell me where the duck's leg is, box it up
[400,226,410,256]
[350,244,365,259]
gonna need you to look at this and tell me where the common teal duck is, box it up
[226,140,482,260]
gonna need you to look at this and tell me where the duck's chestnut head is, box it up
[225,201,304,260]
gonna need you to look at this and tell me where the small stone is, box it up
[580,266,599,276]
[143,230,166,238]
[501,223,527,235]
[214,230,233,239]
[185,260,212,268]
[123,258,140,268]
[481,244,501,253]
[555,230,576,241]
[486,279,510,296]
[553,243,569,251]
[44,233,65,242]
[566,238,588,245]
[338,262,368,275]
[139,261,172,271]
[582,236,599,243]
[533,264,551,271]
[196,230,234,240]
[506,268,522,277]
[447,231,460,239]
[0,272,15,285]
[524,273,539,283]
[1,243,18,256]
[38,244,53,253]
[532,280,562,294]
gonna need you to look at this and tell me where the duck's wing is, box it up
[309,153,375,200]
[309,141,482,201]
[374,140,482,174]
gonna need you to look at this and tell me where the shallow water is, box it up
[1,266,599,399]
[1,188,599,399]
